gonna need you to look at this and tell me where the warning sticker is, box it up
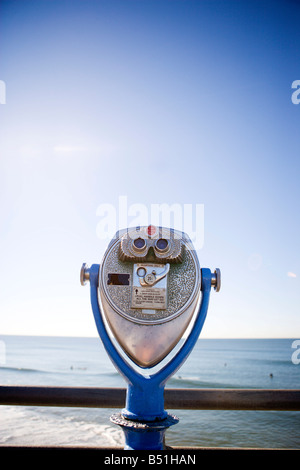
[131,287,167,310]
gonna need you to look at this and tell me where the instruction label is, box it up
[131,287,167,310]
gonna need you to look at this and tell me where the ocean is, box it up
[0,336,299,449]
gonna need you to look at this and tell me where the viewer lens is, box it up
[155,238,169,252]
[133,238,146,250]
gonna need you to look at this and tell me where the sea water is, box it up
[0,336,299,449]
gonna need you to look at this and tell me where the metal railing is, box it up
[1,385,299,450]
[1,385,300,411]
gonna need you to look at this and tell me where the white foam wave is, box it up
[0,406,124,448]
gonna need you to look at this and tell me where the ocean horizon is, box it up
[0,335,299,449]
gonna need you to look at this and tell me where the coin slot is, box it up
[107,273,130,286]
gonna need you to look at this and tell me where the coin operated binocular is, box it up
[81,225,220,450]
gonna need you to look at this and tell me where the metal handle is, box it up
[211,268,221,292]
[80,263,90,286]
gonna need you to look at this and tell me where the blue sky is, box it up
[0,0,299,338]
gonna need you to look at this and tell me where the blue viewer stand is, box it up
[88,264,213,450]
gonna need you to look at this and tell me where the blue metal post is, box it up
[89,264,212,449]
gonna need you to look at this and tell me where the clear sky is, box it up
[0,0,299,338]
